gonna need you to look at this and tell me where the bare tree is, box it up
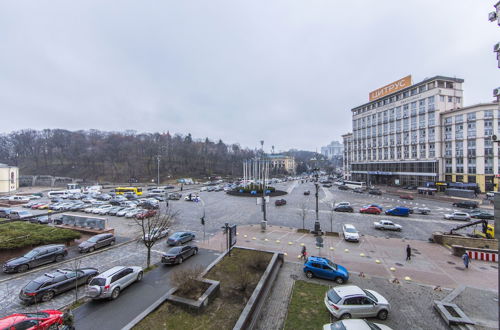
[134,206,178,268]
[298,202,308,230]
[328,201,336,233]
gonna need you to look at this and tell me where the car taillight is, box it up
[104,285,110,292]
[25,292,37,296]
[330,303,339,310]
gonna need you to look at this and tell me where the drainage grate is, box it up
[480,267,488,270]
[455,266,464,271]
[395,263,404,266]
[447,261,456,265]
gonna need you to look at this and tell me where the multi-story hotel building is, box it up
[342,133,353,180]
[347,75,465,187]
[343,75,500,192]
[440,103,500,192]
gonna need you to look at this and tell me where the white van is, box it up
[48,191,70,198]
[8,196,30,202]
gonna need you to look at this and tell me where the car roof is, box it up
[96,266,126,278]
[333,285,365,297]
[343,224,356,229]
[307,256,330,264]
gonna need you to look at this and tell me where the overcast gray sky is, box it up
[0,1,498,151]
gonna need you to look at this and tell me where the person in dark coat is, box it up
[301,245,307,260]
[406,244,412,261]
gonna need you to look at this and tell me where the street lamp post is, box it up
[313,168,322,235]
[260,140,267,231]
[157,155,161,187]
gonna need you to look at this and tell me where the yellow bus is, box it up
[115,187,143,196]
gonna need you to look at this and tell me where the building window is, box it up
[429,143,435,157]
[467,122,476,138]
[455,114,463,123]
[456,175,463,182]
[484,120,493,136]
[484,110,493,119]
[467,112,476,121]
[468,175,476,183]
[448,96,453,103]
[440,95,445,102]
[444,117,453,125]
[455,97,461,103]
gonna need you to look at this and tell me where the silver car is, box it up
[444,212,470,221]
[87,266,143,300]
[324,285,390,320]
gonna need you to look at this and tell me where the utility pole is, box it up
[313,167,322,235]
[157,155,161,187]
[260,140,267,231]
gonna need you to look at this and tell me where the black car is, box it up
[353,188,364,193]
[452,201,479,209]
[3,245,68,273]
[275,199,287,206]
[369,189,382,195]
[338,185,349,191]
[471,211,494,220]
[334,205,354,212]
[322,184,332,188]
[19,268,99,304]
[78,233,115,253]
[304,190,311,196]
[161,245,198,265]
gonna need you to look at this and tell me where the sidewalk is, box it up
[198,225,498,291]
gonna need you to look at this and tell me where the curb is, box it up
[0,239,137,284]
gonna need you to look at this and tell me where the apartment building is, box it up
[342,133,353,180]
[347,75,465,187]
[441,103,500,192]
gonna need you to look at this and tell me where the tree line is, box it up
[0,129,257,183]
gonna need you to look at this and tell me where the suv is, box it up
[19,268,99,304]
[3,245,68,273]
[452,201,478,209]
[303,256,349,284]
[324,285,390,320]
[86,266,143,300]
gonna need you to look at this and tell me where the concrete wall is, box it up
[433,232,497,250]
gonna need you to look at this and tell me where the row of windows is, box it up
[352,162,438,173]
[352,80,458,115]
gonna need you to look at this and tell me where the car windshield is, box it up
[168,247,182,254]
[24,281,43,292]
[327,289,342,304]
[24,250,39,258]
[363,289,378,302]
[344,227,357,233]
[365,322,382,330]
[328,322,346,330]
[87,236,100,243]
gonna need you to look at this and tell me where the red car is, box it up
[359,206,382,215]
[399,194,414,200]
[136,209,157,220]
[0,310,63,329]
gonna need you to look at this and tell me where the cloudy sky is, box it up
[0,1,498,151]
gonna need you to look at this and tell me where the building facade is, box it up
[347,75,465,187]
[321,141,344,159]
[0,164,19,194]
[440,103,500,192]
[342,133,353,180]
[267,154,296,174]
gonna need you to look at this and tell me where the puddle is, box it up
[491,265,498,269]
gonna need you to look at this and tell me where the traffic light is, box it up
[201,216,205,226]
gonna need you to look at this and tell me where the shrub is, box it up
[0,222,81,249]
[248,253,270,272]
[234,263,252,292]
[170,265,205,297]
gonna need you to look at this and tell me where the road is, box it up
[73,248,219,330]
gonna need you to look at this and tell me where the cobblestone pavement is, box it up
[256,261,462,330]
[199,225,498,291]
[0,238,170,317]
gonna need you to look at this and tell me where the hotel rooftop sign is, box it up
[369,75,412,101]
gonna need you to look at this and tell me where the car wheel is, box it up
[41,291,55,302]
[111,288,120,300]
[334,277,345,284]
[377,309,388,320]
[110,240,115,246]
[17,264,29,273]
[305,271,314,279]
[55,254,64,262]
[178,257,184,264]
[89,247,95,253]
[136,271,143,282]
[193,248,198,255]
[340,313,351,320]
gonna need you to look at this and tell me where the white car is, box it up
[444,212,470,221]
[323,320,393,330]
[324,285,390,320]
[125,209,142,218]
[342,224,360,242]
[93,205,113,214]
[143,227,169,242]
[373,220,402,231]
[117,207,136,217]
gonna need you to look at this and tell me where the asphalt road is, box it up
[73,248,219,330]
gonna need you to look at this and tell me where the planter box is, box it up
[166,278,220,313]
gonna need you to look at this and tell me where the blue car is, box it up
[167,231,196,246]
[303,256,349,284]
[385,206,410,217]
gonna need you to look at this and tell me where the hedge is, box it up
[0,222,81,250]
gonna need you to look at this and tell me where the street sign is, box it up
[256,196,270,205]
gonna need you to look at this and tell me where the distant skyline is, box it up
[0,1,498,152]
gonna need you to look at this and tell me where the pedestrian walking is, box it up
[462,252,470,269]
[301,245,307,260]
[406,244,411,261]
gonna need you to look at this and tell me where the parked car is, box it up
[275,199,287,206]
[0,310,64,329]
[168,192,182,200]
[368,189,382,195]
[79,233,116,253]
[0,208,13,218]
[303,256,349,284]
[374,220,402,231]
[161,245,198,265]
[342,224,359,242]
[353,188,364,194]
[108,206,125,216]
[452,201,479,209]
[338,185,349,190]
[304,190,311,196]
[470,210,494,220]
[399,194,414,200]
[324,285,390,320]
[116,207,136,217]
[3,244,68,273]
[184,194,200,202]
[336,202,351,207]
[322,184,332,188]
[86,266,143,300]
[334,205,354,213]
[136,209,157,220]
[29,215,52,225]
[323,319,393,330]
[143,227,169,242]
[125,209,143,218]
[359,206,381,215]
[411,207,431,215]
[385,207,410,217]
[9,210,33,220]
[19,268,99,304]
[167,231,196,246]
[444,212,470,221]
